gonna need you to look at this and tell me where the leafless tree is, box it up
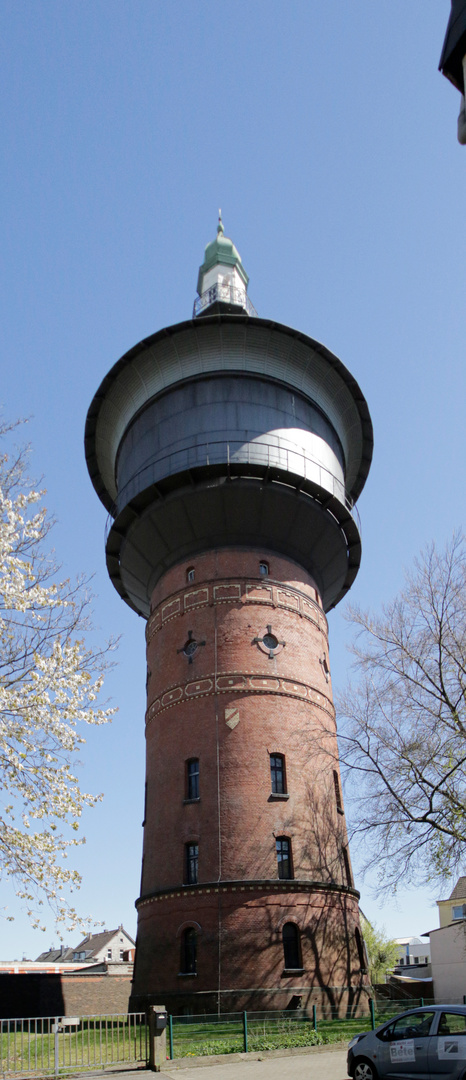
[337,533,466,890]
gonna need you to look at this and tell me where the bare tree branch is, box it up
[337,533,466,891]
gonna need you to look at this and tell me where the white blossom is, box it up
[0,423,115,930]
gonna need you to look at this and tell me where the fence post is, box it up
[312,1005,317,1031]
[243,1011,248,1053]
[369,999,375,1031]
[148,1006,168,1072]
[463,996,466,1005]
[168,1015,174,1060]
[54,1017,60,1078]
[420,998,424,1007]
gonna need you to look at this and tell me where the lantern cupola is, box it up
[193,212,257,317]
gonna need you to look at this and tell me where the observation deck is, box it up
[193,282,258,318]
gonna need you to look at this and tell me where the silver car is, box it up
[347,1004,466,1080]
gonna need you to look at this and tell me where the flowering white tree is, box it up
[0,424,114,929]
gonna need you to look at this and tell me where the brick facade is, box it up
[130,550,370,1015]
[0,970,132,1019]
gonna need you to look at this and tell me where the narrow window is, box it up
[181,927,197,974]
[185,842,198,884]
[355,926,367,972]
[333,770,343,814]
[270,754,285,794]
[276,836,293,880]
[187,759,199,800]
[259,561,269,576]
[343,846,352,887]
[282,923,301,969]
[187,567,195,583]
[107,948,112,959]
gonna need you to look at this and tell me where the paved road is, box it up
[77,1045,349,1080]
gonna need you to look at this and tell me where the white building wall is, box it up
[93,930,135,963]
[430,923,466,1003]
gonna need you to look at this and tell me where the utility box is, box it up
[155,1011,167,1031]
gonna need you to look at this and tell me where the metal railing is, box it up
[107,438,357,533]
[0,1013,147,1077]
[168,998,435,1059]
[0,1000,439,1073]
[193,282,257,318]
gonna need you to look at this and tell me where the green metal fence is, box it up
[0,998,438,1074]
[168,998,436,1059]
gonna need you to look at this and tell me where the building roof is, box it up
[439,0,466,92]
[394,936,424,946]
[36,926,135,963]
[72,927,135,957]
[197,214,249,294]
[36,947,74,963]
[449,876,466,900]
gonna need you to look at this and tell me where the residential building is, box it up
[394,937,431,969]
[36,925,135,965]
[437,877,466,928]
[422,877,466,1001]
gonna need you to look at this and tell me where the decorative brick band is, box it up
[136,878,360,910]
[146,578,328,644]
[145,672,335,725]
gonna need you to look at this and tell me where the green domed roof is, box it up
[197,214,249,295]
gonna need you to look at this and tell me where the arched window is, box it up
[282,923,302,970]
[259,561,269,576]
[270,753,286,794]
[186,567,195,583]
[181,927,197,974]
[276,836,293,879]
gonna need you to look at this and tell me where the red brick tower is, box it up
[85,216,373,1015]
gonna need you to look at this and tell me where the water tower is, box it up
[85,216,373,1016]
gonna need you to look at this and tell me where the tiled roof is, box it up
[73,927,135,957]
[35,926,135,963]
[449,877,466,900]
[35,948,74,962]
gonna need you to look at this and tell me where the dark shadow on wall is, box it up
[0,974,65,1019]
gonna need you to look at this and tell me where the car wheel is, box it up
[353,1059,378,1080]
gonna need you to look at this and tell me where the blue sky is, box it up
[0,1,464,959]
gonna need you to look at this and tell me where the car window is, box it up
[437,1013,466,1036]
[381,1012,435,1041]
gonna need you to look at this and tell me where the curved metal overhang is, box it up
[85,314,373,514]
[105,464,362,617]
